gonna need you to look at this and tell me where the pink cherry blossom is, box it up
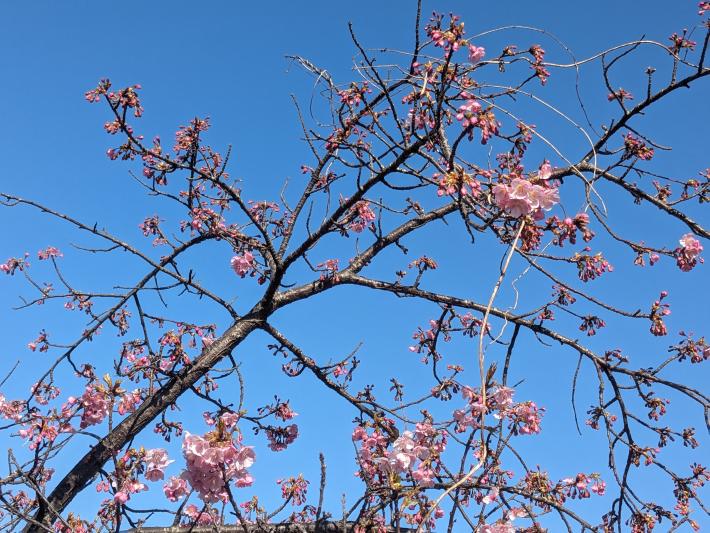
[78,385,111,429]
[675,233,704,271]
[317,258,340,282]
[455,99,481,128]
[163,476,188,502]
[468,44,485,63]
[182,504,217,525]
[353,422,446,489]
[266,424,298,451]
[277,474,310,506]
[591,479,606,495]
[624,133,654,160]
[493,179,559,218]
[219,411,240,428]
[0,254,30,275]
[538,160,553,180]
[511,401,543,435]
[117,389,142,416]
[144,448,173,481]
[180,431,255,503]
[37,247,63,261]
[608,88,634,102]
[348,201,376,233]
[230,251,255,277]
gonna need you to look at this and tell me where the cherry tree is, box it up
[0,3,708,532]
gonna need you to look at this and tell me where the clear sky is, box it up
[0,1,707,530]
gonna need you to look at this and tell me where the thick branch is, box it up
[26,311,267,531]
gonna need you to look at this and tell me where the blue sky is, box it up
[0,1,708,530]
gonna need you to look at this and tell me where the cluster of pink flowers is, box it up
[668,31,696,54]
[409,312,491,366]
[338,82,371,107]
[454,94,501,144]
[174,118,210,154]
[103,119,123,135]
[182,504,218,526]
[0,253,30,275]
[561,473,606,498]
[353,422,446,488]
[324,127,348,152]
[31,382,61,406]
[645,395,670,421]
[98,447,174,508]
[456,98,481,129]
[0,394,26,423]
[406,107,436,131]
[248,200,281,223]
[231,251,255,277]
[409,318,448,361]
[144,448,173,481]
[18,416,61,450]
[76,385,111,429]
[104,479,147,506]
[607,88,634,102]
[493,178,560,218]
[573,250,614,282]
[675,233,703,272]
[529,44,550,84]
[468,44,485,63]
[426,13,465,51]
[347,200,376,233]
[316,258,340,282]
[84,79,111,103]
[117,389,142,416]
[86,80,143,117]
[139,215,166,246]
[140,137,171,184]
[54,513,89,533]
[671,332,709,364]
[332,362,348,378]
[649,291,671,337]
[579,315,606,337]
[624,133,654,160]
[266,424,299,452]
[180,431,255,503]
[476,109,499,143]
[509,401,544,435]
[27,330,50,352]
[454,386,513,431]
[273,401,298,421]
[182,206,226,234]
[435,168,481,197]
[700,1,710,15]
[454,386,543,436]
[548,213,594,246]
[64,294,94,314]
[163,476,189,502]
[401,503,445,530]
[111,308,131,336]
[277,474,310,506]
[458,312,488,337]
[37,247,62,261]
[203,410,239,427]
